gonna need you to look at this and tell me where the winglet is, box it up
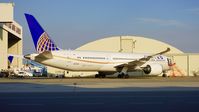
[152,47,170,56]
[140,48,171,61]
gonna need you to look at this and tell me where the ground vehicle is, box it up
[16,71,33,78]
[0,70,11,78]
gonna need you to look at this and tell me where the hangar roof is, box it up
[76,36,183,54]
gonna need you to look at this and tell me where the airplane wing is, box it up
[115,48,170,69]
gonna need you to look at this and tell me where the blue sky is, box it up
[1,0,199,53]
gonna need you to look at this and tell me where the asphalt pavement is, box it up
[0,77,199,112]
[0,91,199,112]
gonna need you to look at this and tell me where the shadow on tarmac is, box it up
[0,82,199,112]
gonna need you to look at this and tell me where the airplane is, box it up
[23,13,172,78]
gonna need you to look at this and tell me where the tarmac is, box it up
[0,77,199,112]
[0,77,199,92]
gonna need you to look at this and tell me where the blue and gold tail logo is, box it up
[37,32,60,53]
[25,13,60,53]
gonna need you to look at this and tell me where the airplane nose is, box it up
[24,54,31,60]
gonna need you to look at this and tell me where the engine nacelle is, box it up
[143,64,163,76]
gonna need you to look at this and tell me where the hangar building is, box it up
[0,3,23,70]
[1,3,198,77]
[48,36,199,77]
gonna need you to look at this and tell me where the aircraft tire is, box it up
[162,74,167,77]
[118,73,125,78]
[101,74,106,78]
[124,74,129,78]
[117,74,122,78]
[95,74,99,78]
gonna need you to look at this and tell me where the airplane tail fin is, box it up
[24,13,60,53]
[8,56,14,64]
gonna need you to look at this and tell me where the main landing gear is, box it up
[117,73,129,78]
[95,74,106,78]
[162,73,168,77]
[117,66,129,78]
[162,71,168,77]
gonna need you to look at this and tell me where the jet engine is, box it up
[143,64,163,76]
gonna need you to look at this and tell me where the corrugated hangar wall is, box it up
[47,36,199,77]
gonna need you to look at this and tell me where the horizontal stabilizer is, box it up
[36,51,53,59]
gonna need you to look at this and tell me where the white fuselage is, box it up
[28,50,170,72]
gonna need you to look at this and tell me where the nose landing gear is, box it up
[95,74,105,78]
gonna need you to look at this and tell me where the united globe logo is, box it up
[37,32,59,53]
